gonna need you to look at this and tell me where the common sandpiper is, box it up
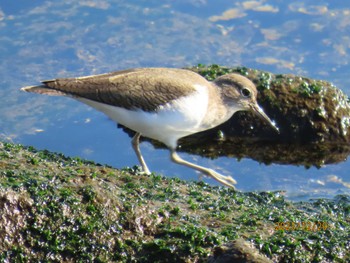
[22,68,278,188]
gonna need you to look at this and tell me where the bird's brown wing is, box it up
[22,68,208,112]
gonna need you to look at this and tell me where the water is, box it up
[1,0,350,200]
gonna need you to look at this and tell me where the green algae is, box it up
[0,141,349,262]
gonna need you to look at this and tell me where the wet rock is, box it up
[0,189,33,253]
[1,142,349,262]
[189,65,350,143]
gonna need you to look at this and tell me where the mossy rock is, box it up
[190,64,350,143]
[0,142,349,262]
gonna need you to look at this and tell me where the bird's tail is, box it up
[21,84,66,96]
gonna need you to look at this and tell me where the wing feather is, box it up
[22,68,209,112]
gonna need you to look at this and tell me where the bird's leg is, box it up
[131,133,151,174]
[170,150,237,189]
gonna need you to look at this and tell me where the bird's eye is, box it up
[241,87,251,98]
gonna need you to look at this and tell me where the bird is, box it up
[21,67,278,188]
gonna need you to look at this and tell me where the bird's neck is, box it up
[200,86,237,129]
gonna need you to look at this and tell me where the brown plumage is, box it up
[25,68,212,112]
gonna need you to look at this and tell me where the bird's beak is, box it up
[250,103,279,133]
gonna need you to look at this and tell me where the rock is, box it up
[0,189,33,253]
[188,65,350,143]
[1,142,349,262]
[208,239,272,263]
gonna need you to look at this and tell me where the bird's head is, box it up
[214,73,279,132]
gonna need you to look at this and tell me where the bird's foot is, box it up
[127,165,151,175]
[142,165,151,175]
[203,169,237,189]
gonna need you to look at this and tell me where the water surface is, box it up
[1,0,350,200]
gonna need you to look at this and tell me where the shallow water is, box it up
[1,0,350,200]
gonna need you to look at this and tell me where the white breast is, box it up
[76,84,209,149]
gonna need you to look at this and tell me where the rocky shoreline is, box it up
[0,142,349,262]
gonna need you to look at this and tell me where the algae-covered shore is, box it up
[2,64,350,262]
[0,142,349,262]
